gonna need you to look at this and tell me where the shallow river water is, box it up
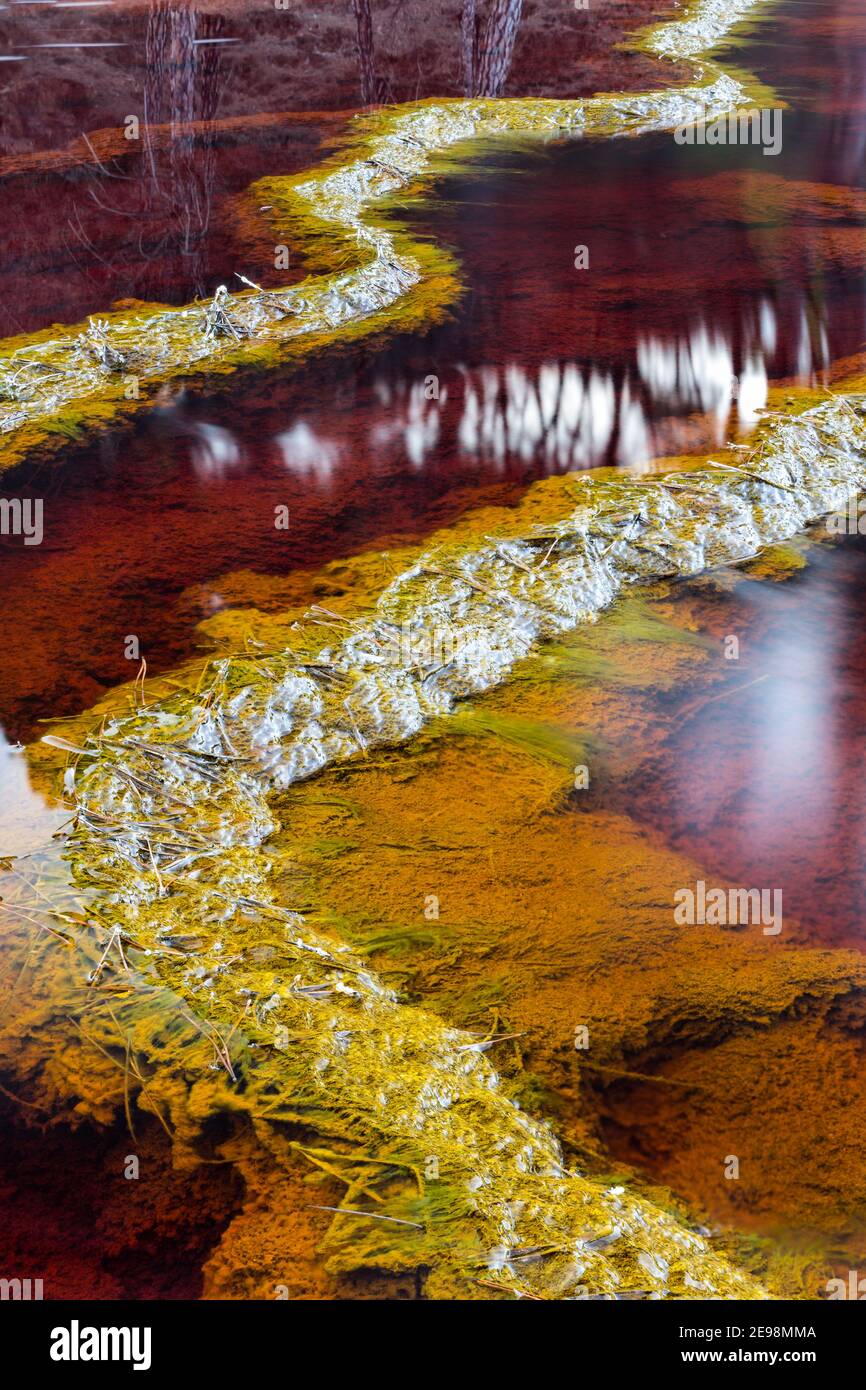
[1,0,866,1301]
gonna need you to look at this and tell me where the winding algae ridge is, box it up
[640,0,767,59]
[0,0,776,470]
[17,388,865,1300]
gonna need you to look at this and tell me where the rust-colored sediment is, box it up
[6,420,866,1296]
[265,564,866,1297]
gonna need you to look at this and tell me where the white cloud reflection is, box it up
[270,297,832,483]
[276,420,341,483]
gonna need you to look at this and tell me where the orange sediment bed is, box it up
[273,564,866,1297]
[4,528,865,1299]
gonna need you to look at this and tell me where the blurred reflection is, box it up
[142,0,221,295]
[187,420,242,478]
[0,727,67,856]
[327,291,831,478]
[626,535,866,949]
[277,421,341,484]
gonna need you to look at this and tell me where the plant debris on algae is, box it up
[4,378,866,1298]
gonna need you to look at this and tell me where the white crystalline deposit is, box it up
[647,0,767,60]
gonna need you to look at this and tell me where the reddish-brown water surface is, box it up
[2,0,866,743]
[622,532,866,954]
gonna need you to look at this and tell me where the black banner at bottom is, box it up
[1,1294,858,1377]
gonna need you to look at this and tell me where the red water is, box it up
[3,0,866,741]
[621,533,866,953]
[0,117,340,340]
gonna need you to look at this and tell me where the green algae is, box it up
[445,708,597,771]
